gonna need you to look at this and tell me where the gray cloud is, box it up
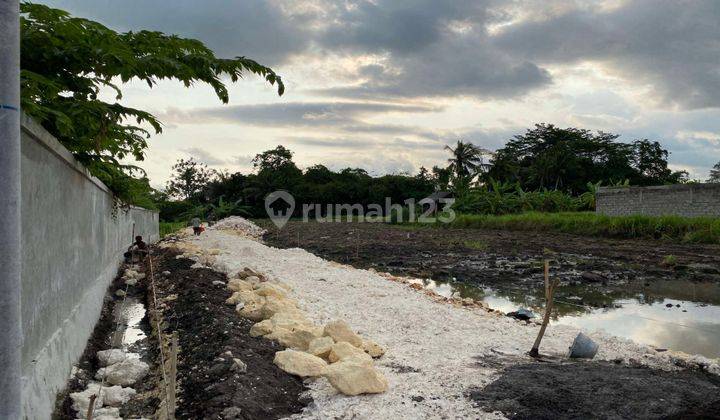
[315,0,551,99]
[37,0,720,178]
[320,0,491,54]
[42,0,720,107]
[41,0,308,64]
[161,101,441,127]
[288,136,443,151]
[183,147,227,165]
[494,0,720,109]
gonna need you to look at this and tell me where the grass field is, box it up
[160,221,186,237]
[443,212,720,244]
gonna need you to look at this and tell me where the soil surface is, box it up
[186,225,720,419]
[261,221,720,308]
[53,262,158,419]
[467,360,720,419]
[151,248,309,419]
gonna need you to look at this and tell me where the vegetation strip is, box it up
[444,212,720,244]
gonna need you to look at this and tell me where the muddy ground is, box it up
[151,248,308,419]
[53,262,158,419]
[467,359,720,419]
[261,221,720,309]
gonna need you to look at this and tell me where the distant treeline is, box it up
[156,124,690,222]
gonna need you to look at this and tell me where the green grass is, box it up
[444,212,720,244]
[462,239,489,250]
[160,221,186,237]
[661,254,678,266]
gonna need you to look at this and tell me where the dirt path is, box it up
[151,249,308,419]
[184,225,720,419]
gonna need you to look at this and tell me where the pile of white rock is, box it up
[227,269,388,395]
[211,216,267,239]
[70,349,149,419]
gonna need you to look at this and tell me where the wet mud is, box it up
[53,262,158,419]
[467,360,720,419]
[261,221,720,310]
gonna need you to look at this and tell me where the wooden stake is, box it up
[167,333,178,420]
[86,394,97,419]
[529,260,559,358]
[355,229,360,258]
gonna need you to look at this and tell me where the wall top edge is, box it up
[21,113,157,213]
[597,183,720,194]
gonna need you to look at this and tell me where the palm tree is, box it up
[444,141,490,183]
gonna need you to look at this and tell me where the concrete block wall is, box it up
[596,184,720,218]
[19,115,159,419]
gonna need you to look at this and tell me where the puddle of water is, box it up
[111,297,147,348]
[419,278,720,359]
[558,298,720,359]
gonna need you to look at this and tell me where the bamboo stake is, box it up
[167,333,178,420]
[529,260,559,358]
[86,394,97,419]
[355,229,360,258]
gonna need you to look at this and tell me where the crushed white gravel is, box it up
[210,216,267,239]
[182,218,718,419]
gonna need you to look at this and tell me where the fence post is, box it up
[0,0,23,417]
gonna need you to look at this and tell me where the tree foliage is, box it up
[157,146,435,222]
[156,126,689,221]
[486,124,686,193]
[709,161,720,183]
[444,141,491,183]
[166,158,216,200]
[20,3,283,205]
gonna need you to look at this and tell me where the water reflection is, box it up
[111,297,147,348]
[559,299,720,359]
[420,277,720,359]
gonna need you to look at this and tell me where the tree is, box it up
[166,158,215,200]
[431,166,452,191]
[252,145,295,172]
[709,162,720,183]
[20,3,284,205]
[630,140,687,185]
[485,124,687,193]
[444,141,489,184]
[487,124,635,193]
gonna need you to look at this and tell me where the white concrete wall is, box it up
[19,115,158,419]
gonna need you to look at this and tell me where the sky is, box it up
[41,0,720,187]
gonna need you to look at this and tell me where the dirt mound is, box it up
[467,361,720,419]
[152,249,308,418]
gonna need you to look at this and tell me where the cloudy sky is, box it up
[42,0,720,186]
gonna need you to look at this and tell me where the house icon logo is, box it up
[264,190,295,229]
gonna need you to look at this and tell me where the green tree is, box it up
[431,165,452,191]
[166,158,215,200]
[444,141,489,183]
[487,124,634,193]
[631,139,687,185]
[20,3,283,205]
[252,145,296,172]
[709,162,720,183]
